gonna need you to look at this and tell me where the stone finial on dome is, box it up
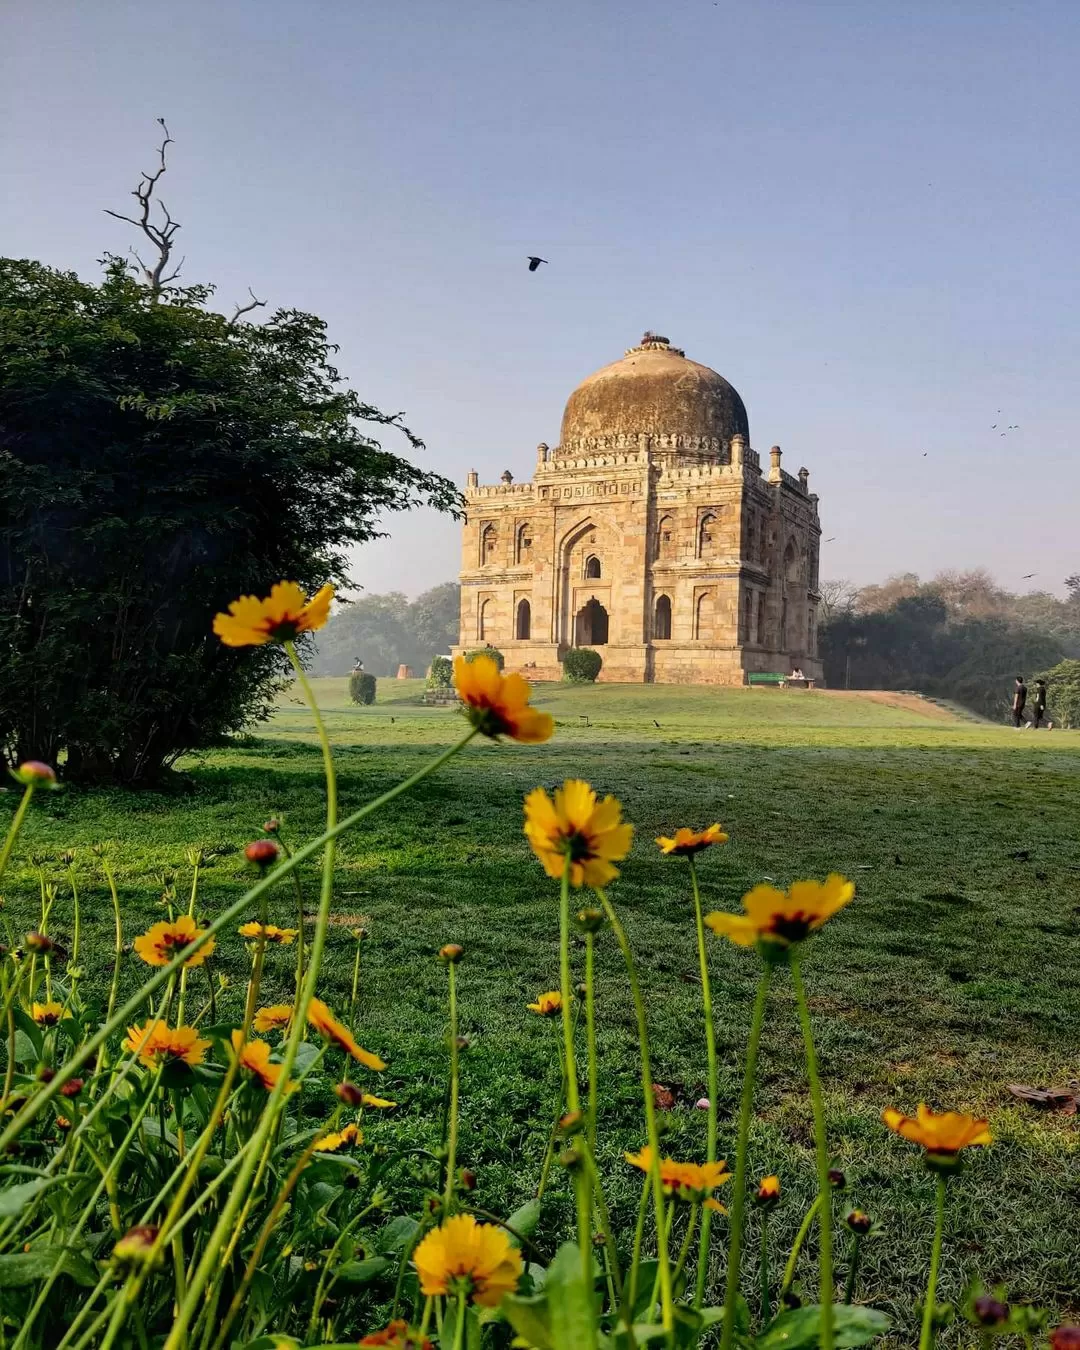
[500,469,514,484]
[628,331,686,357]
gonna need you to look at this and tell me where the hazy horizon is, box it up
[5,0,1077,601]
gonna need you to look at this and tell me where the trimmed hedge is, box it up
[561,648,603,683]
[348,671,377,705]
[427,655,453,689]
[463,647,504,670]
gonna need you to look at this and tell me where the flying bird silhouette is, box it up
[1022,572,1037,579]
[824,537,836,542]
[527,256,548,272]
[922,452,928,457]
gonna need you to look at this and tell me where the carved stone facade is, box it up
[456,334,822,684]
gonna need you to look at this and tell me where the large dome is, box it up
[558,333,749,454]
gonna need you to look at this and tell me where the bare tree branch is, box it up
[228,287,266,325]
[104,118,181,297]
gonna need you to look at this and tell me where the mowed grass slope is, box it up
[4,681,1079,1338]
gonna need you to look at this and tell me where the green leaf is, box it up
[502,1291,554,1350]
[0,1247,97,1288]
[505,1196,543,1242]
[755,1304,891,1349]
[545,1241,599,1350]
[372,1215,420,1254]
[0,1177,48,1216]
[334,1255,391,1286]
[440,1299,482,1350]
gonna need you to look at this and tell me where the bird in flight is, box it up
[1022,572,1037,579]
[922,451,928,457]
[527,256,548,272]
[824,536,836,542]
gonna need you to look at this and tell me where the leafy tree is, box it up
[311,582,460,677]
[0,259,458,782]
[1039,658,1080,728]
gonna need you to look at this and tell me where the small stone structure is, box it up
[456,334,822,684]
[396,664,414,679]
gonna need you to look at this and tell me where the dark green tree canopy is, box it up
[311,582,460,677]
[0,257,460,782]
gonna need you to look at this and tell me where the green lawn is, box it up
[4,681,1079,1340]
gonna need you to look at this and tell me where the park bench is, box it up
[747,672,786,686]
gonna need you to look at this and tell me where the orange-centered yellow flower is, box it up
[360,1092,397,1109]
[32,1001,65,1026]
[307,998,386,1070]
[360,1320,434,1349]
[231,1030,292,1092]
[705,874,854,950]
[756,1175,781,1206]
[133,915,216,968]
[625,1145,732,1208]
[123,1021,210,1069]
[317,1122,363,1152]
[412,1213,523,1307]
[453,655,554,743]
[238,922,298,945]
[253,1004,293,1034]
[213,580,334,647]
[883,1104,992,1167]
[524,779,634,888]
[655,824,729,856]
[527,991,563,1016]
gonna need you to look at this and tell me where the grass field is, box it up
[4,680,1079,1340]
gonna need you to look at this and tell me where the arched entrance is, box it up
[575,598,609,646]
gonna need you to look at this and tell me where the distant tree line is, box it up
[819,569,1080,720]
[310,582,460,677]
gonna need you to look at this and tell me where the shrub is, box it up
[1040,658,1080,728]
[348,671,376,704]
[463,646,504,670]
[427,655,453,688]
[562,647,603,683]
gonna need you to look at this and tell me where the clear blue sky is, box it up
[4,0,1078,598]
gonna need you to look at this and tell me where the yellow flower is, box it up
[883,1104,992,1165]
[32,1001,65,1027]
[412,1213,523,1307]
[360,1321,434,1349]
[123,1021,210,1069]
[361,1092,397,1109]
[756,1174,781,1207]
[307,998,386,1070]
[527,991,563,1016]
[231,1030,292,1092]
[625,1145,731,1208]
[316,1122,363,1152]
[238,922,298,944]
[705,874,854,950]
[253,1004,293,1034]
[453,655,554,743]
[133,915,215,968]
[523,779,634,888]
[655,824,729,856]
[212,581,334,647]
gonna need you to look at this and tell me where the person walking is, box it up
[1012,675,1028,728]
[1031,678,1049,729]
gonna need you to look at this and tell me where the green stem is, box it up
[760,1212,771,1325]
[720,963,772,1350]
[919,1174,947,1350]
[596,889,675,1343]
[791,953,833,1350]
[348,929,363,1030]
[779,1194,822,1300]
[443,957,460,1213]
[584,930,598,1157]
[452,1290,467,1350]
[558,860,591,1288]
[0,724,479,1154]
[672,1204,700,1286]
[843,1234,862,1305]
[0,785,34,887]
[626,1176,651,1323]
[689,857,719,1308]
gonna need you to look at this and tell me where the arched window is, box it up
[784,540,799,584]
[655,515,675,561]
[575,599,609,646]
[698,512,718,558]
[516,523,533,564]
[479,597,493,641]
[584,554,601,579]
[516,598,531,640]
[653,594,672,640]
[481,523,498,566]
[695,590,715,641]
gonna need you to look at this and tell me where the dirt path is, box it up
[814,688,962,720]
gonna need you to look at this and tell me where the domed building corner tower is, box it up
[456,334,823,685]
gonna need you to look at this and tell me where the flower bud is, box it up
[1051,1328,1080,1350]
[755,1175,781,1208]
[439,943,464,963]
[262,818,281,834]
[352,926,368,941]
[335,1081,365,1107]
[973,1296,1010,1328]
[459,1168,477,1192]
[575,906,606,934]
[559,1145,584,1170]
[244,839,280,868]
[846,1208,872,1235]
[827,1168,847,1189]
[559,1110,585,1136]
[12,761,58,788]
[113,1225,161,1266]
[55,1116,71,1131]
[59,850,76,867]
[25,932,54,954]
[60,1078,85,1099]
[38,1066,55,1083]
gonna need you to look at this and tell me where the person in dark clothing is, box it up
[1012,675,1028,728]
[1031,678,1049,728]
